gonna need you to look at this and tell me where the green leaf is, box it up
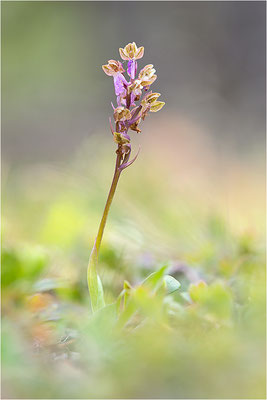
[116,281,132,315]
[163,275,181,294]
[85,303,118,338]
[123,280,132,308]
[93,302,117,325]
[116,288,126,313]
[133,286,164,321]
[87,245,105,313]
[116,299,136,329]
[140,265,167,292]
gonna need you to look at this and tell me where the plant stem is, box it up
[95,152,122,254]
[87,150,123,312]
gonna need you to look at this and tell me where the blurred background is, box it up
[2,1,266,399]
[2,1,265,162]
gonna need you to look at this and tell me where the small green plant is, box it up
[87,42,165,312]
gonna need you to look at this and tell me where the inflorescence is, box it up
[102,42,165,169]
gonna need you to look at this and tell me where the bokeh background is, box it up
[2,1,266,399]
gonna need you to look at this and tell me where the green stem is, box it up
[87,150,123,312]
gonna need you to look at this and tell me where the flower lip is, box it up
[127,59,137,79]
[113,73,128,97]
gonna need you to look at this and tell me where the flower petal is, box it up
[150,101,165,112]
[102,64,113,76]
[135,46,144,60]
[119,48,129,60]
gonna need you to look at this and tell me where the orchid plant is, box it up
[87,42,165,312]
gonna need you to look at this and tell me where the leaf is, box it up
[133,286,164,321]
[86,303,118,336]
[180,291,192,304]
[93,303,117,325]
[116,281,132,314]
[116,299,136,330]
[116,289,126,313]
[123,280,132,308]
[140,265,167,292]
[163,275,181,294]
[87,244,105,313]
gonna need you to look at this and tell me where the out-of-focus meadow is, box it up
[2,2,266,399]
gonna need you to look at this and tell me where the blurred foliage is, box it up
[2,136,265,399]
